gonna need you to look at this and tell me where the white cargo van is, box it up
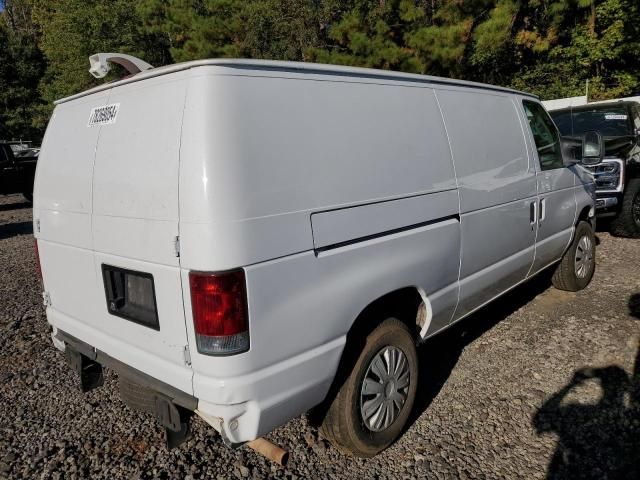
[34,56,598,457]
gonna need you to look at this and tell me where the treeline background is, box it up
[1,0,639,141]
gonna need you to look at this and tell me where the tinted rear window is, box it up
[549,111,573,136]
[551,106,632,137]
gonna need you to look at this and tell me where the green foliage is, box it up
[1,0,639,141]
[0,0,45,140]
[29,0,170,129]
[138,0,319,62]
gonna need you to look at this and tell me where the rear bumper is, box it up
[50,312,344,445]
[193,336,344,443]
[56,329,197,410]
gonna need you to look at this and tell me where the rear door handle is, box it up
[539,198,546,223]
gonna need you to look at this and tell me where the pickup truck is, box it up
[0,142,38,202]
[550,101,640,237]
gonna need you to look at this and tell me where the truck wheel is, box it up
[320,318,418,457]
[610,178,640,238]
[552,221,596,292]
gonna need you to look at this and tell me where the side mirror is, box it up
[561,136,581,166]
[581,130,604,165]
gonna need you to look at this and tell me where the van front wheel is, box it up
[551,221,596,292]
[319,318,418,457]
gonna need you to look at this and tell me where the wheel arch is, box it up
[309,286,427,427]
[576,204,594,229]
[346,286,430,344]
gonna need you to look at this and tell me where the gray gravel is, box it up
[1,192,639,479]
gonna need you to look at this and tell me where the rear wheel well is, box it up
[308,287,424,427]
[348,287,423,343]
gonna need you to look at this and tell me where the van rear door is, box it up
[90,73,191,392]
[37,72,193,394]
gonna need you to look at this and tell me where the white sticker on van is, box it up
[88,103,120,127]
[605,114,627,120]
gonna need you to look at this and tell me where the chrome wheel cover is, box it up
[574,234,594,279]
[360,346,410,432]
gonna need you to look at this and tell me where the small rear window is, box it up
[552,106,632,137]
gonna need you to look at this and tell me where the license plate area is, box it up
[102,264,159,330]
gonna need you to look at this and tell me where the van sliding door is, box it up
[436,89,538,321]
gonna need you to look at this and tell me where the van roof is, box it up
[56,59,538,104]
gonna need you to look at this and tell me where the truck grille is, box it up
[583,159,623,193]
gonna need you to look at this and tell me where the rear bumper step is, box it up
[57,329,197,410]
[56,329,197,448]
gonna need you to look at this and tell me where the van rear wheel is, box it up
[551,221,596,292]
[319,318,418,457]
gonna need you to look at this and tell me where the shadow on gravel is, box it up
[0,200,31,212]
[406,267,556,430]
[532,293,640,480]
[595,218,612,234]
[0,221,33,240]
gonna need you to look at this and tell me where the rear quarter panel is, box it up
[179,67,462,412]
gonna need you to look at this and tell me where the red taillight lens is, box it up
[189,270,249,355]
[34,240,43,281]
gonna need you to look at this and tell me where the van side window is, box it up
[523,100,564,171]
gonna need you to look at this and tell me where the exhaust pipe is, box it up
[195,410,289,465]
[246,438,289,466]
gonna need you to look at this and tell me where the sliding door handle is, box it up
[539,198,546,223]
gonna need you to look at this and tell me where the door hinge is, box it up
[35,218,40,233]
[173,236,180,258]
[183,345,191,366]
[42,291,52,307]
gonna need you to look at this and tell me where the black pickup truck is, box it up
[550,101,640,237]
[0,142,38,202]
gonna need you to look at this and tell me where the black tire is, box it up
[319,318,418,457]
[23,192,33,203]
[552,221,596,292]
[610,178,640,238]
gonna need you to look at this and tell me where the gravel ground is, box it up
[1,193,639,480]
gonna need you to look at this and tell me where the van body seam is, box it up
[433,90,463,326]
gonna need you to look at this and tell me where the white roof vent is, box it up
[89,53,154,79]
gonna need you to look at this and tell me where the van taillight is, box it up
[189,270,249,356]
[34,240,42,281]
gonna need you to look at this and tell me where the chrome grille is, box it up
[584,159,623,193]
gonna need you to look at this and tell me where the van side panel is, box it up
[190,218,460,440]
[310,190,459,249]
[179,69,458,270]
[179,70,461,440]
[436,89,537,319]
